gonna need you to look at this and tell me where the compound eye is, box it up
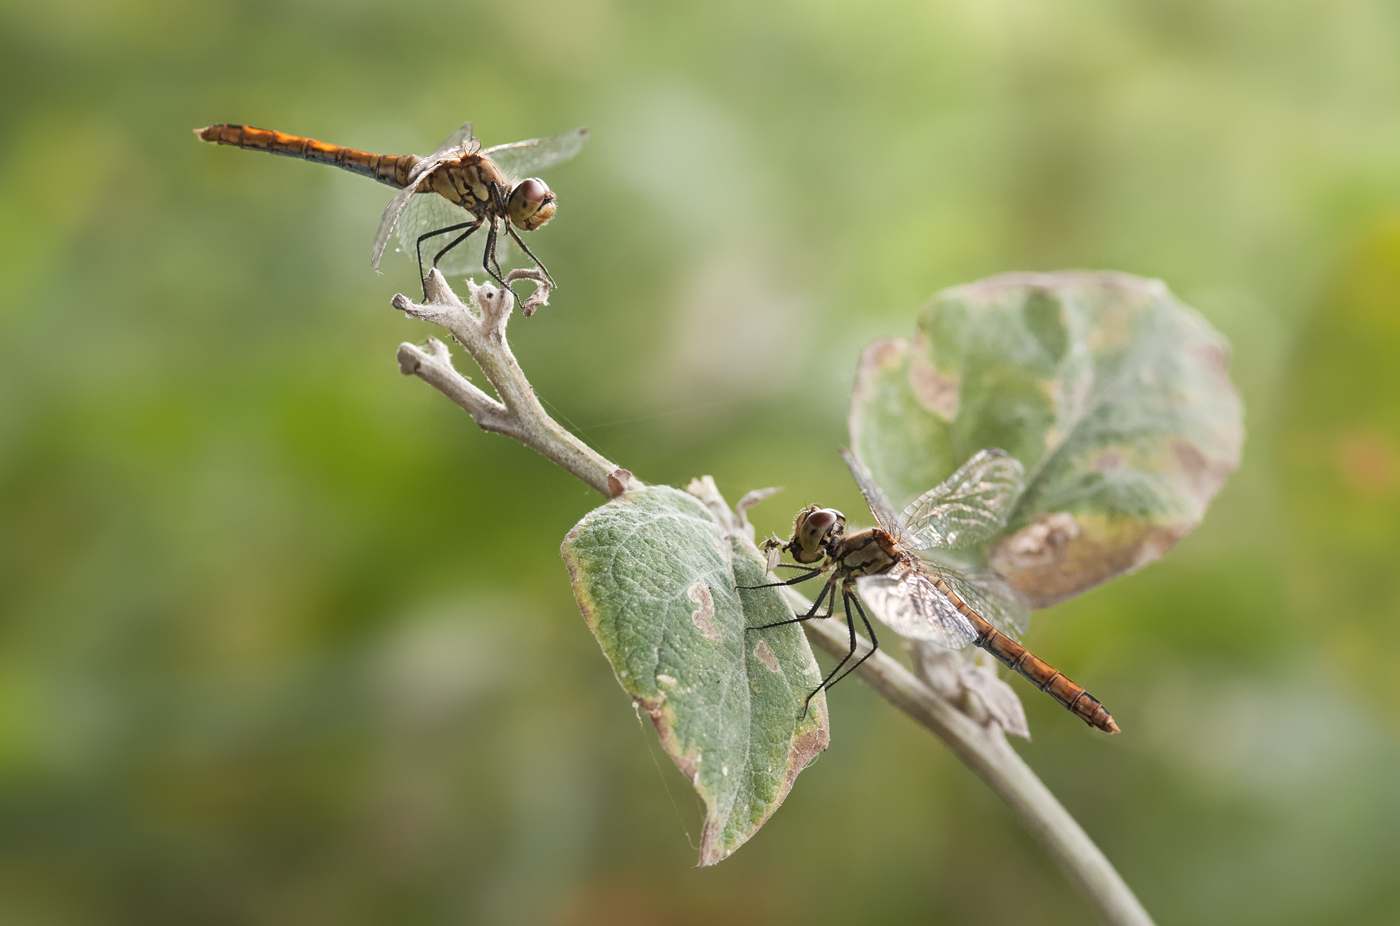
[803,509,837,538]
[795,507,841,558]
[508,178,556,230]
[517,178,547,204]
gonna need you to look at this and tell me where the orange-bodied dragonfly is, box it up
[195,120,588,300]
[752,448,1119,733]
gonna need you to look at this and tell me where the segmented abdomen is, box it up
[195,124,419,189]
[931,575,1119,733]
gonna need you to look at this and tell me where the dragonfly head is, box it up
[789,506,845,564]
[507,178,557,231]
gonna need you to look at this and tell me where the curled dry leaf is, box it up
[505,267,553,317]
[911,644,1031,740]
[850,271,1243,607]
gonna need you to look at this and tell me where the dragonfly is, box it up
[195,120,588,300]
[752,448,1119,733]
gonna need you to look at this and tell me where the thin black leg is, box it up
[798,590,843,720]
[746,580,832,631]
[480,222,516,301]
[823,590,880,690]
[740,568,824,591]
[433,223,481,267]
[505,223,556,288]
[415,221,478,299]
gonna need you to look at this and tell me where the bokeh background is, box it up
[3,0,1400,923]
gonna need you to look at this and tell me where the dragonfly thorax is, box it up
[832,529,902,579]
[507,178,557,231]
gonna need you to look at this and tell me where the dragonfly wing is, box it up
[372,163,445,270]
[902,449,1025,550]
[481,127,589,185]
[838,448,912,543]
[856,568,979,650]
[429,120,475,159]
[393,194,485,276]
[927,564,1031,639]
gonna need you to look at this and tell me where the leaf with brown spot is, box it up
[561,486,830,865]
[850,272,1243,607]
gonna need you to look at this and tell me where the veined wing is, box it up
[429,120,477,160]
[856,565,978,650]
[902,449,1024,551]
[393,195,514,276]
[482,127,589,185]
[373,171,436,270]
[838,448,912,544]
[924,562,1030,639]
[371,121,486,270]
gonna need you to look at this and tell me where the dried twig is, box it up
[393,270,630,498]
[393,272,1153,926]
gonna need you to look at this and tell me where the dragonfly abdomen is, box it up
[195,124,419,189]
[931,575,1120,733]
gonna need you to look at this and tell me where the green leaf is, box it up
[850,271,1243,607]
[561,485,830,865]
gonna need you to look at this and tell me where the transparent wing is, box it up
[856,566,979,650]
[925,563,1031,639]
[429,120,476,159]
[372,169,439,270]
[394,194,484,276]
[902,448,1025,550]
[481,127,589,185]
[838,448,912,544]
[493,222,512,266]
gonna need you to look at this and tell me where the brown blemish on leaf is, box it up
[687,580,723,642]
[992,513,1081,570]
[1171,437,1236,508]
[908,351,960,421]
[753,638,781,673]
[850,338,908,421]
[991,512,1187,608]
[560,528,602,634]
[865,336,908,372]
[777,711,830,815]
[636,694,713,813]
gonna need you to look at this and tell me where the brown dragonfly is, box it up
[195,120,588,300]
[753,448,1118,733]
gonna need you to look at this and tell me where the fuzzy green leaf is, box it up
[561,485,829,865]
[850,272,1243,607]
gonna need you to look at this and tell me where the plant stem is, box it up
[394,272,1154,926]
[799,612,1152,926]
[393,271,626,499]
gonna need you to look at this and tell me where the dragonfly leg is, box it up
[415,220,480,299]
[822,589,879,690]
[800,590,852,720]
[746,578,832,631]
[739,567,824,591]
[479,222,516,302]
[505,223,556,288]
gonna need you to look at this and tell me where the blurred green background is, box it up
[3,0,1400,923]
